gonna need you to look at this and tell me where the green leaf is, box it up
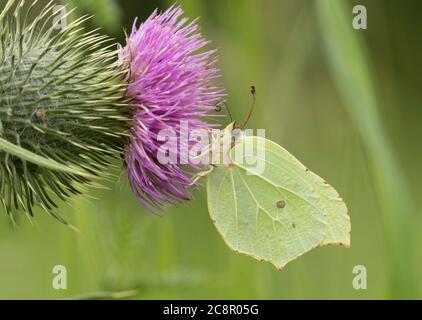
[206,134,350,269]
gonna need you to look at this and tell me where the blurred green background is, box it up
[0,0,421,299]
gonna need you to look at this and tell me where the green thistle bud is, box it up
[0,0,128,222]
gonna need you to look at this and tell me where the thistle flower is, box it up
[119,6,225,210]
[0,0,128,222]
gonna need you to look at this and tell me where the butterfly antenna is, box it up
[215,101,234,123]
[239,85,256,129]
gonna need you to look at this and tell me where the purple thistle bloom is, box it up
[119,6,225,210]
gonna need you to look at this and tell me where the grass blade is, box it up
[315,0,417,298]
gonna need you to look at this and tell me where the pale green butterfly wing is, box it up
[305,168,351,247]
[207,135,350,269]
[236,137,351,247]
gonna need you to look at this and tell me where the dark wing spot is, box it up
[276,200,286,209]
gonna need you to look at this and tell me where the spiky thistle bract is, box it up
[0,0,128,222]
